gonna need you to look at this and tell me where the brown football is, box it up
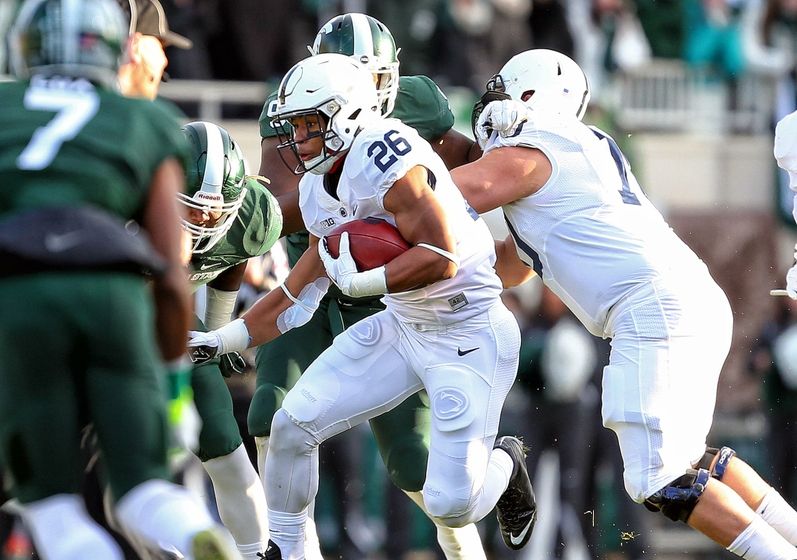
[324,217,410,271]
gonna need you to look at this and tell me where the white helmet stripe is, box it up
[63,0,81,64]
[350,13,373,58]
[200,123,224,194]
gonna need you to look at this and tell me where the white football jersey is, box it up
[484,112,709,337]
[300,118,501,324]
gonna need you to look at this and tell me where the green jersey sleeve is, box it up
[391,75,454,142]
[189,177,283,287]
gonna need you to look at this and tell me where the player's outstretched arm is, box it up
[188,239,329,364]
[145,158,192,362]
[494,235,536,288]
[431,128,481,169]
[451,145,552,214]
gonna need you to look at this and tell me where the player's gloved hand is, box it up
[219,351,248,377]
[166,357,201,464]
[187,318,251,365]
[787,243,797,299]
[476,99,529,148]
[319,232,388,298]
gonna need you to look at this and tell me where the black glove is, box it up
[219,351,248,377]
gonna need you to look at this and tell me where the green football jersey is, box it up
[0,78,188,221]
[188,177,283,287]
[259,74,455,267]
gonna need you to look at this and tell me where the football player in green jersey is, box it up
[0,1,239,559]
[180,120,283,560]
[252,13,487,560]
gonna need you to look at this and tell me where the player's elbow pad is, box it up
[276,278,330,333]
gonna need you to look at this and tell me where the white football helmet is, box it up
[179,121,248,254]
[311,13,400,116]
[269,53,380,175]
[491,49,590,120]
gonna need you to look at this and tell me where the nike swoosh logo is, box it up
[457,347,479,356]
[199,263,216,271]
[44,231,82,252]
[510,517,534,547]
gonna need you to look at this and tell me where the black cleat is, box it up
[494,436,537,550]
[258,540,282,559]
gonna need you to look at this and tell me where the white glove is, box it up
[319,232,388,298]
[187,318,251,365]
[787,244,797,299]
[475,99,529,148]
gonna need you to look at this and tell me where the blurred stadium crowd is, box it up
[2,1,797,559]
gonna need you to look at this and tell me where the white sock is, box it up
[115,478,217,556]
[255,435,269,487]
[268,507,307,560]
[21,494,123,560]
[756,487,797,544]
[203,444,269,555]
[404,491,487,560]
[727,515,797,559]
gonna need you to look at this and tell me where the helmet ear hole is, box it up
[521,90,534,102]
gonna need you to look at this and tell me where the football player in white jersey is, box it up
[774,110,797,298]
[187,53,536,560]
[452,48,797,560]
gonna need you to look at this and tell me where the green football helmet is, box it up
[311,13,399,116]
[9,0,127,87]
[179,121,248,254]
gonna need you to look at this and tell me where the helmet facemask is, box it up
[179,121,248,254]
[269,53,381,176]
[272,105,347,176]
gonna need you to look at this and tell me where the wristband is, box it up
[348,266,388,298]
[204,287,238,330]
[216,318,252,354]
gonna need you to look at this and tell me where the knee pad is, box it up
[643,468,710,523]
[268,409,317,457]
[695,446,736,481]
[247,383,287,438]
[422,484,474,524]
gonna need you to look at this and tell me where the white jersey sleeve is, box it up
[774,110,797,223]
[344,118,435,212]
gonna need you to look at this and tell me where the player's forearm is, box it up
[385,247,457,292]
[494,235,536,288]
[240,288,291,347]
[153,267,192,361]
